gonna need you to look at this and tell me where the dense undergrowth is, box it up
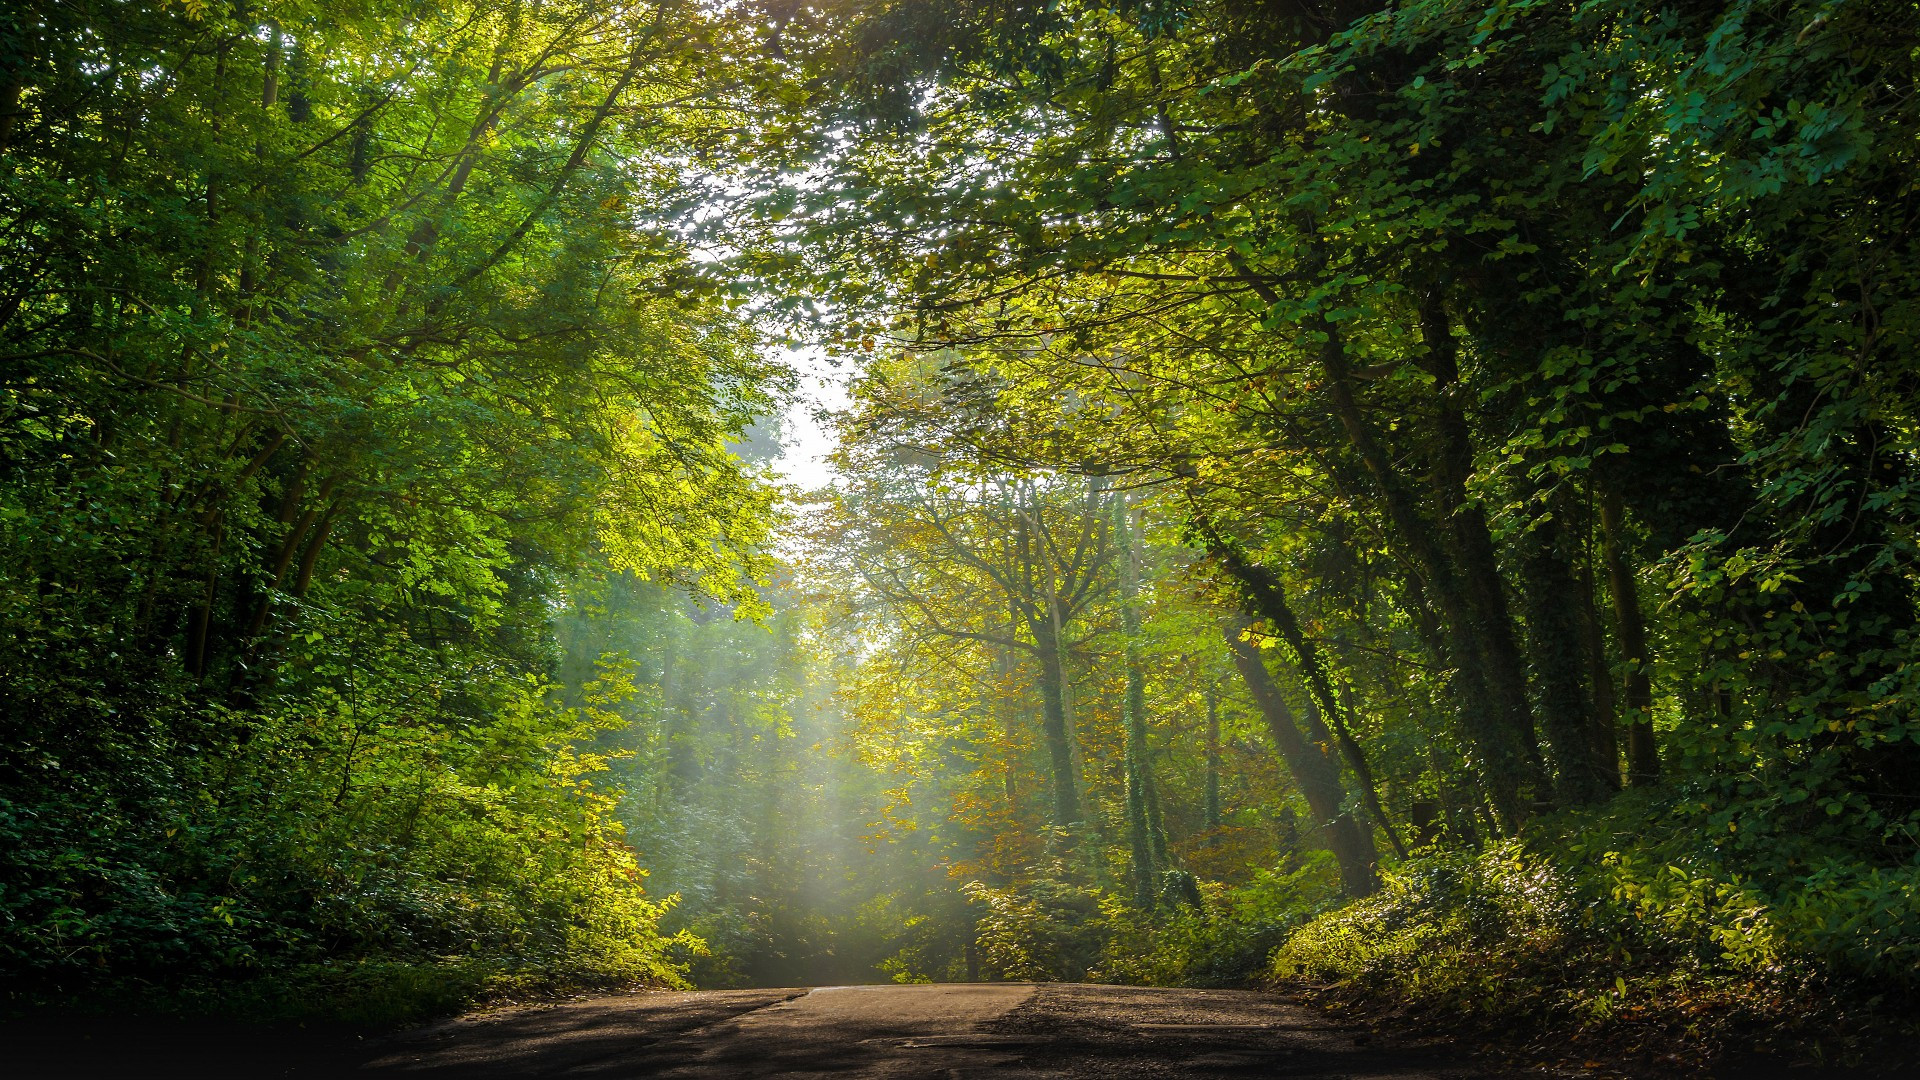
[1270,794,1920,1066]
[872,852,1343,987]
[0,676,699,1026]
[886,787,1919,1068]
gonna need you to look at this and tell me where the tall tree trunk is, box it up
[1575,495,1622,786]
[1415,294,1547,807]
[1227,627,1377,898]
[1600,484,1660,784]
[1145,768,1169,871]
[1208,539,1407,858]
[1232,244,1532,831]
[0,65,23,155]
[185,519,224,680]
[1517,503,1616,805]
[1204,681,1223,843]
[1032,612,1081,829]
[291,504,340,599]
[999,608,1019,810]
[658,639,691,805]
[1117,497,1156,905]
[1400,572,1508,828]
[243,472,336,642]
[1307,298,1528,830]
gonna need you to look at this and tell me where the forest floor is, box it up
[4,983,1902,1078]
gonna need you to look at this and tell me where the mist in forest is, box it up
[6,0,1919,1065]
[548,402,1325,989]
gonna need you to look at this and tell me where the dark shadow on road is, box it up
[5,983,1900,1078]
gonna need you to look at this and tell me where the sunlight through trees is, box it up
[4,0,1919,1059]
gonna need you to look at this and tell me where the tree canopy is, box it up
[5,0,1920,1054]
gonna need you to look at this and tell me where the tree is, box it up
[0,0,785,1003]
[813,399,1117,831]
[737,0,1920,847]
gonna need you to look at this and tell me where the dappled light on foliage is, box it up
[4,0,1920,1067]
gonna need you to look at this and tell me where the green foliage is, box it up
[0,0,781,1016]
[1274,798,1920,1041]
[1094,857,1341,988]
[964,872,1108,982]
[12,0,1920,1044]
[747,0,1920,824]
[951,853,1340,987]
[0,667,696,1013]
[871,893,978,985]
[179,960,524,1029]
[704,0,1920,1040]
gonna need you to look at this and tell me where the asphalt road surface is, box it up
[13,983,1520,1078]
[360,982,1509,1079]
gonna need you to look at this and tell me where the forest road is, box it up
[349,982,1502,1079]
[16,983,1520,1078]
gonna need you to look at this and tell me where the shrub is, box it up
[1271,795,1920,1056]
[964,874,1107,981]
[1093,854,1340,987]
[0,677,695,1022]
